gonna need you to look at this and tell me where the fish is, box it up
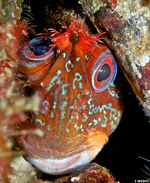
[17,18,124,175]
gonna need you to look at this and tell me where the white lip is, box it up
[24,130,108,175]
[25,151,95,175]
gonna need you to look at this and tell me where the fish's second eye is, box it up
[33,42,50,56]
[92,49,117,92]
[23,36,54,61]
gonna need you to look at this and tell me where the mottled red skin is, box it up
[16,19,124,174]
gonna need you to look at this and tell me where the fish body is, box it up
[17,19,124,174]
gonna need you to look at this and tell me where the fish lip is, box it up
[25,150,95,175]
[24,131,108,175]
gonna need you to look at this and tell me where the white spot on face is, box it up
[51,111,54,118]
[103,111,106,115]
[70,105,73,110]
[85,54,89,60]
[93,119,98,126]
[76,114,79,120]
[47,125,50,131]
[59,101,67,119]
[35,119,45,126]
[61,83,70,95]
[72,73,82,89]
[76,57,80,62]
[82,113,88,122]
[88,122,92,127]
[101,116,108,128]
[57,49,60,54]
[52,102,57,109]
[46,70,62,91]
[74,123,80,131]
[78,82,82,89]
[42,100,50,112]
[65,60,74,72]
[108,82,120,99]
[66,128,70,133]
[80,124,84,132]
[109,121,116,130]
[55,134,59,138]
[62,52,66,58]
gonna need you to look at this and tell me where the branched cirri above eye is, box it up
[23,36,54,61]
[92,49,117,92]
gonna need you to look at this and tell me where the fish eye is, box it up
[92,49,117,92]
[23,36,54,61]
[97,63,111,82]
[32,40,50,56]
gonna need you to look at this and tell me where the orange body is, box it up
[17,19,124,174]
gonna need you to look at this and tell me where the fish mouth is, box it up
[24,130,108,175]
[25,150,94,175]
[25,140,107,175]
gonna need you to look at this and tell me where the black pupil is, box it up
[97,63,111,82]
[33,40,50,56]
